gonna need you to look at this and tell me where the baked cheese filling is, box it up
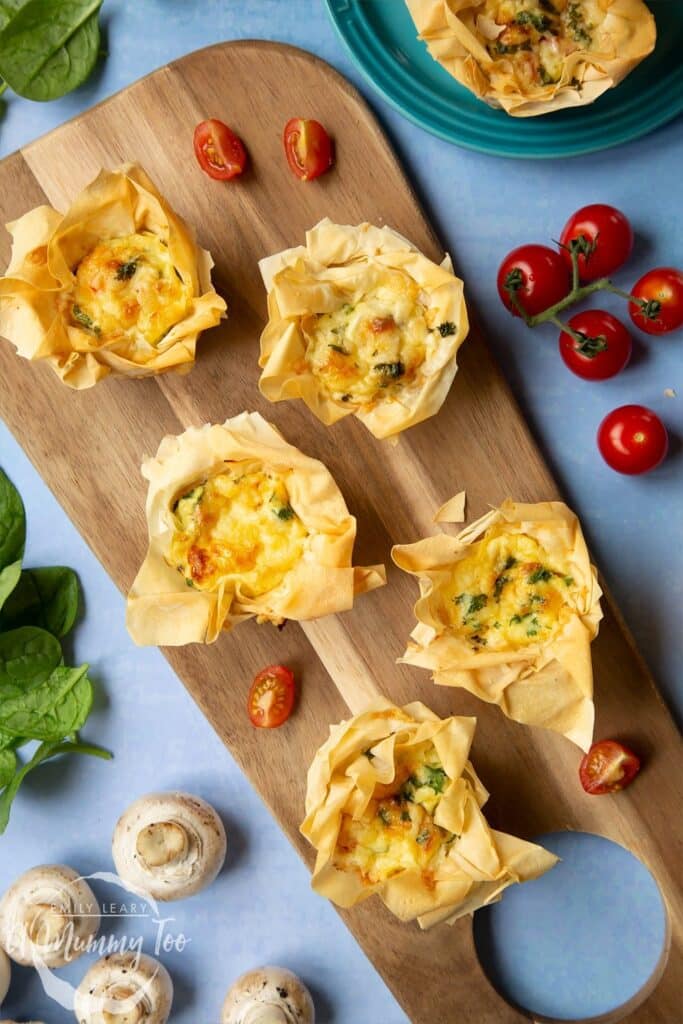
[483,0,607,88]
[442,528,577,651]
[69,232,192,353]
[302,271,450,407]
[333,744,454,887]
[169,464,309,597]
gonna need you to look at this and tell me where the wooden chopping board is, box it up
[0,41,680,1024]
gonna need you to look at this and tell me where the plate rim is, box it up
[324,0,683,160]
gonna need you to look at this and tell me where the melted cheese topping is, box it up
[169,464,309,596]
[333,746,453,887]
[442,528,577,651]
[483,0,607,88]
[302,270,442,406]
[70,232,192,352]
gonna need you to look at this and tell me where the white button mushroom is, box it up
[112,792,226,901]
[0,864,99,968]
[222,967,315,1024]
[74,951,173,1024]
[0,947,10,1006]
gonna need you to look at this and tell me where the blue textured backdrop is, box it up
[0,3,680,1022]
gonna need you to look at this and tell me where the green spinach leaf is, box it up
[0,748,16,787]
[0,0,25,31]
[0,664,92,740]
[0,468,25,611]
[0,625,62,689]
[0,736,111,834]
[0,0,103,102]
[0,566,80,638]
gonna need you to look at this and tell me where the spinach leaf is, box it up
[0,664,92,740]
[0,468,25,611]
[0,566,80,638]
[0,748,16,787]
[0,736,111,834]
[0,727,24,751]
[0,0,24,31]
[0,0,103,102]
[0,626,62,689]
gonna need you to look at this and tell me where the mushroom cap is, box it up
[74,951,173,1024]
[222,966,315,1024]
[0,864,100,968]
[0,947,10,1005]
[112,792,226,901]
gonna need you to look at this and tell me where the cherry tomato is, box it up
[283,118,333,181]
[559,310,632,381]
[247,665,296,729]
[497,245,570,317]
[629,267,683,335]
[193,119,247,180]
[579,740,641,795]
[559,204,633,282]
[597,404,668,475]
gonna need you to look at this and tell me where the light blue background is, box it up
[0,3,680,1022]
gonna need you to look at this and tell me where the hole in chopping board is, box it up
[473,832,668,1023]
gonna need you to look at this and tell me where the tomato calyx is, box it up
[637,297,662,322]
[573,331,608,358]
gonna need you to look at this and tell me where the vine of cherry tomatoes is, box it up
[498,204,681,475]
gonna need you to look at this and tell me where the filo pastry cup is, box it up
[0,164,226,388]
[301,698,558,929]
[405,0,656,117]
[126,411,386,646]
[258,219,468,439]
[392,499,603,750]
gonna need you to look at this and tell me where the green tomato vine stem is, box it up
[504,238,658,339]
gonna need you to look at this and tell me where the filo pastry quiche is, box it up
[405,0,656,117]
[0,164,226,388]
[301,699,558,928]
[258,219,468,439]
[126,412,386,646]
[393,499,603,749]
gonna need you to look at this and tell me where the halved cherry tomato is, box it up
[283,118,333,181]
[579,740,641,795]
[193,119,247,180]
[559,310,632,381]
[559,204,633,282]
[629,267,683,335]
[597,404,668,475]
[247,665,295,729]
[497,244,570,317]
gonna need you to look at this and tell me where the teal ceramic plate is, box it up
[325,0,683,159]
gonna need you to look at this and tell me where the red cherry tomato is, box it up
[559,310,632,381]
[497,244,570,317]
[629,267,683,335]
[193,119,247,180]
[559,204,633,282]
[597,405,668,475]
[579,740,641,795]
[247,665,296,729]
[283,118,333,181]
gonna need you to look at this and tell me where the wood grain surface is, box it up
[0,41,681,1024]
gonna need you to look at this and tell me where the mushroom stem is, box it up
[112,792,226,902]
[0,865,99,968]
